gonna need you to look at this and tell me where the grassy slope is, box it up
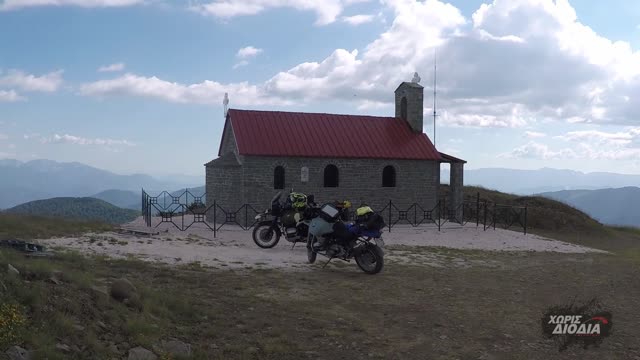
[441,185,640,253]
[540,187,640,227]
[5,197,139,225]
[0,214,112,240]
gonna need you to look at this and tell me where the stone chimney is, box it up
[395,78,424,133]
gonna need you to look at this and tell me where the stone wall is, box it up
[206,155,440,226]
[395,82,424,133]
[449,162,464,221]
[219,120,237,156]
[205,162,243,223]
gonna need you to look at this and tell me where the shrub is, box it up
[0,303,27,350]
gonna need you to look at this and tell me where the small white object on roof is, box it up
[412,72,421,84]
[223,92,229,117]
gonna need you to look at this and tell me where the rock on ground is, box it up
[110,278,137,302]
[127,347,157,360]
[7,264,19,275]
[159,340,192,357]
[5,346,31,360]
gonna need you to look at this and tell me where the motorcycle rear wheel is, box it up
[355,245,384,274]
[252,224,280,249]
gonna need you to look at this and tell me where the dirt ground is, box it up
[25,218,639,359]
[41,217,605,270]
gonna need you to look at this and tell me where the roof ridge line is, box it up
[228,108,397,119]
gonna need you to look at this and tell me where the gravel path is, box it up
[42,217,606,270]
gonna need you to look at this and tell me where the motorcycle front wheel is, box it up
[252,224,280,248]
[355,245,384,274]
[307,235,318,264]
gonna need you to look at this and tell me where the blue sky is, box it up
[1,0,640,177]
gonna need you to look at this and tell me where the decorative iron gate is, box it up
[141,189,528,237]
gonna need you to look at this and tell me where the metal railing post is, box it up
[524,204,528,235]
[388,200,392,233]
[483,201,487,231]
[213,200,217,239]
[476,192,480,227]
[437,201,441,231]
[493,203,496,230]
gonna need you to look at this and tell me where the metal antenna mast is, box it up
[433,49,437,148]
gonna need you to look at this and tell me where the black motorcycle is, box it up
[252,192,351,249]
[306,204,385,274]
[252,191,318,248]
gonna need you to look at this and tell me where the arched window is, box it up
[274,166,285,189]
[382,165,396,187]
[324,164,339,188]
[400,97,408,121]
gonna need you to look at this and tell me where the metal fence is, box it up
[141,189,528,238]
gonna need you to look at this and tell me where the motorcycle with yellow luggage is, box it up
[252,190,352,249]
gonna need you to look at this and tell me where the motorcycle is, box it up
[306,204,385,275]
[252,191,351,249]
[252,191,318,248]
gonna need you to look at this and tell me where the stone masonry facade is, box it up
[206,154,440,225]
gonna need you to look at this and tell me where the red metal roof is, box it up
[439,152,467,164]
[221,109,442,161]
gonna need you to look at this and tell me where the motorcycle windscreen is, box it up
[271,191,282,205]
[309,217,334,238]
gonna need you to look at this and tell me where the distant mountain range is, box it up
[4,197,140,225]
[2,159,639,228]
[0,159,203,209]
[539,187,640,228]
[91,190,141,210]
[441,167,640,195]
[90,186,207,210]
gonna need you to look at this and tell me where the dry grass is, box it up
[1,244,639,359]
[0,213,112,240]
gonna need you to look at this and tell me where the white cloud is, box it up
[191,0,367,25]
[0,90,25,102]
[236,46,263,59]
[232,60,249,69]
[0,133,8,140]
[98,62,126,72]
[502,141,576,160]
[507,126,640,161]
[556,129,640,147]
[39,134,136,147]
[524,131,546,138]
[0,70,63,92]
[81,0,640,131]
[23,133,40,140]
[0,0,144,11]
[342,14,374,25]
[233,46,263,69]
[79,73,292,106]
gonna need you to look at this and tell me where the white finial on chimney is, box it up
[412,72,421,84]
[223,92,229,117]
